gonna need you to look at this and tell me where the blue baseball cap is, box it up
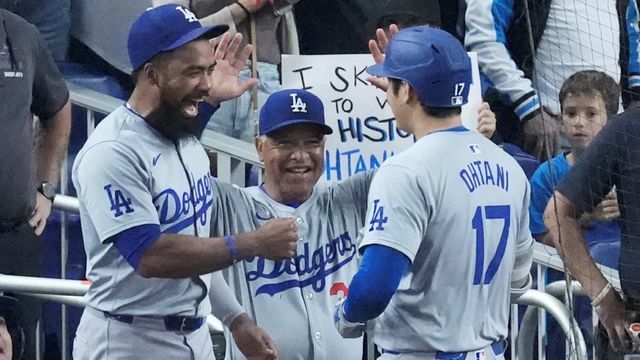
[0,295,22,327]
[128,4,228,71]
[367,26,472,107]
[259,89,333,136]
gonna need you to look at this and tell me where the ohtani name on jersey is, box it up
[152,171,213,233]
[459,160,509,193]
[245,232,356,296]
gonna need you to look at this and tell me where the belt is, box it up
[0,215,29,233]
[97,309,205,333]
[382,340,507,359]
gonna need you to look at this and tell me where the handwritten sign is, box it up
[282,53,481,181]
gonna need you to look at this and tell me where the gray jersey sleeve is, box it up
[332,170,376,220]
[209,270,246,327]
[209,178,248,237]
[358,165,428,261]
[512,181,534,283]
[73,142,159,242]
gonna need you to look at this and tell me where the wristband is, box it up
[591,282,612,307]
[235,1,251,17]
[225,234,240,262]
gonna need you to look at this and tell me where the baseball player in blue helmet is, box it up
[334,26,534,359]
[72,4,301,359]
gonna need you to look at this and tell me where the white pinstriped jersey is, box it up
[209,172,373,360]
[359,127,533,353]
[72,106,214,316]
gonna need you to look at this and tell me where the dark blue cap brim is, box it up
[366,63,390,77]
[263,119,333,136]
[163,24,229,53]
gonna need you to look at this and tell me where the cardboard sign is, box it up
[282,53,481,181]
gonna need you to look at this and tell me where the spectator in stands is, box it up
[544,106,640,357]
[153,0,299,142]
[69,0,153,93]
[531,70,620,359]
[0,296,25,360]
[0,9,71,360]
[531,70,621,268]
[0,0,70,62]
[295,0,464,55]
[465,0,640,161]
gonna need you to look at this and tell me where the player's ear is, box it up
[254,136,265,162]
[405,84,420,105]
[143,63,160,85]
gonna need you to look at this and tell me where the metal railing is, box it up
[5,83,602,359]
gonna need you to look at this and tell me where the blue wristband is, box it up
[225,234,239,262]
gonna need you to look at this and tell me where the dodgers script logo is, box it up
[152,172,213,233]
[246,232,357,296]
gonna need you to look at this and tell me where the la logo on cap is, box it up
[176,5,198,22]
[290,93,307,113]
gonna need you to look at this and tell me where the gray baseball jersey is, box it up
[72,105,214,316]
[209,172,374,360]
[359,128,533,353]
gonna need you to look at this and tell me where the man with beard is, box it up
[71,5,299,359]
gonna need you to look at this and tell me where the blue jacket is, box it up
[465,0,640,121]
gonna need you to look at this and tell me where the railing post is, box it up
[515,289,588,360]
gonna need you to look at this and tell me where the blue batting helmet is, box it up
[367,26,472,107]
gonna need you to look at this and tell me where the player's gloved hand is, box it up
[333,298,366,338]
[510,273,532,302]
[522,109,560,161]
[252,218,298,260]
[230,313,279,360]
[593,286,639,353]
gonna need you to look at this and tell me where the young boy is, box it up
[529,69,621,269]
[529,70,621,358]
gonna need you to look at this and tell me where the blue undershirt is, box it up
[343,245,410,322]
[109,224,162,270]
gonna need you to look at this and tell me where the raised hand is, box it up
[476,102,497,139]
[206,33,258,106]
[367,24,400,92]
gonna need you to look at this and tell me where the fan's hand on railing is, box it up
[594,288,640,353]
[206,33,258,107]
